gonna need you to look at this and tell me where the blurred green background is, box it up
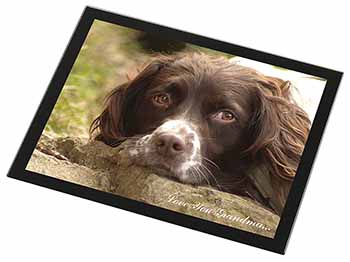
[45,20,232,137]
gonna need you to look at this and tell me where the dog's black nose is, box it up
[155,134,186,157]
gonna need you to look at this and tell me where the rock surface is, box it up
[26,134,280,238]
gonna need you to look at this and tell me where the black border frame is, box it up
[7,6,342,254]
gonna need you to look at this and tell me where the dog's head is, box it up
[90,53,310,196]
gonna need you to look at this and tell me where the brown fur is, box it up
[90,52,311,214]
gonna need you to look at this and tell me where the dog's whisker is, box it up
[194,166,211,186]
[188,168,198,183]
[194,167,205,185]
[198,163,220,188]
[200,157,220,171]
[195,169,205,186]
[189,168,201,184]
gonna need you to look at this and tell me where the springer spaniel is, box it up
[90,52,311,215]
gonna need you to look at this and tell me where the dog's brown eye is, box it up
[213,110,236,122]
[152,94,171,107]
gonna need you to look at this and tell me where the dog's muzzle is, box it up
[128,120,202,183]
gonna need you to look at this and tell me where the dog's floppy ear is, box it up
[90,82,128,146]
[90,57,171,146]
[245,77,311,213]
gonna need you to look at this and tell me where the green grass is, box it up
[44,20,236,137]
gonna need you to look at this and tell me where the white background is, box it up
[0,0,349,260]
